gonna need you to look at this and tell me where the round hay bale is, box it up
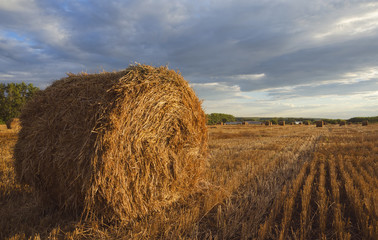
[6,118,21,130]
[14,65,208,223]
[316,120,324,127]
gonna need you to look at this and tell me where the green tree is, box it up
[287,118,295,124]
[206,113,236,125]
[0,82,39,123]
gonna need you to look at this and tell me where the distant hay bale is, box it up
[14,65,208,223]
[243,121,248,125]
[265,121,272,126]
[362,120,368,126]
[6,118,21,130]
[304,121,310,125]
[278,121,285,126]
[316,120,324,127]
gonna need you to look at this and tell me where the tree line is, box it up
[207,114,378,125]
[206,113,236,125]
[0,82,39,123]
[348,116,378,124]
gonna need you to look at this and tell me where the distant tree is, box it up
[270,118,278,125]
[323,119,338,124]
[0,82,39,123]
[206,113,236,125]
[287,118,295,123]
[236,117,257,122]
[348,116,378,124]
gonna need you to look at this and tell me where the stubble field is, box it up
[0,124,377,239]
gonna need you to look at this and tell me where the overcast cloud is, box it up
[1,0,377,118]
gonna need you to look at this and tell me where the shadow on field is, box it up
[0,131,81,239]
[0,186,82,239]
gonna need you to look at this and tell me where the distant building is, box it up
[224,121,243,125]
[244,121,262,125]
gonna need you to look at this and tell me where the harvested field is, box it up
[1,124,377,239]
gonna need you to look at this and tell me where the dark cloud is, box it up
[266,79,378,99]
[233,35,378,92]
[0,0,377,117]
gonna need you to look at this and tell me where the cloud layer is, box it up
[1,0,377,118]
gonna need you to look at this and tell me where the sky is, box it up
[1,0,378,119]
